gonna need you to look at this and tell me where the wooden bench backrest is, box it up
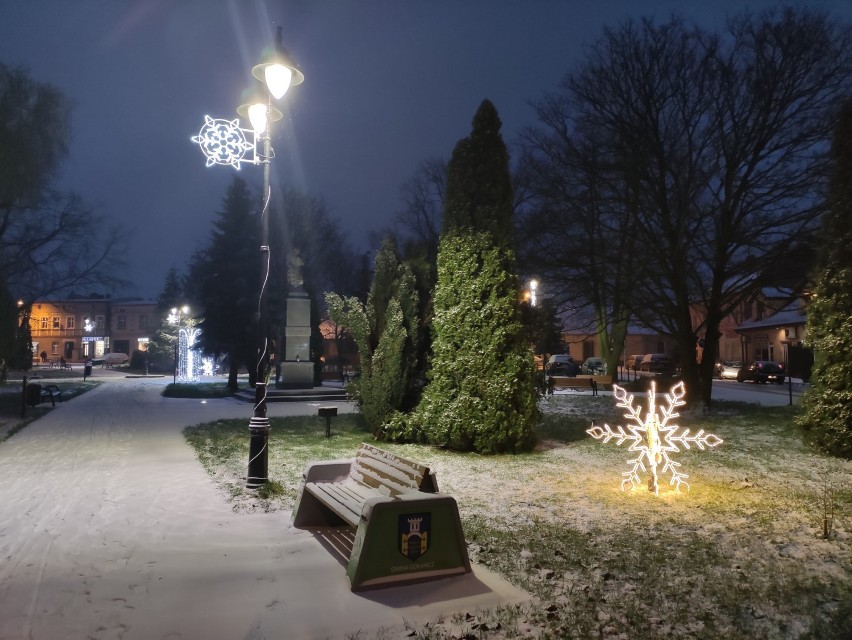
[349,443,431,497]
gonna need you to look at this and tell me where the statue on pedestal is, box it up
[287,248,304,289]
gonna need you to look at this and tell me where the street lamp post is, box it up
[191,26,304,489]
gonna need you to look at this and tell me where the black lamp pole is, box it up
[246,121,272,489]
[244,27,304,489]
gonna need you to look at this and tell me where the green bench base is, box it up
[292,446,471,591]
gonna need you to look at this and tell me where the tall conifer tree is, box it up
[403,100,538,453]
[188,176,258,390]
[798,101,852,457]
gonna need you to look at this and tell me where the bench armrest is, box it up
[303,458,353,483]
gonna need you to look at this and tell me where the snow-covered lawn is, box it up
[187,393,852,639]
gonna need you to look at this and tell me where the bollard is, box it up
[21,376,27,418]
[318,406,338,438]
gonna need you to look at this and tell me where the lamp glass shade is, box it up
[265,64,292,99]
[248,103,268,135]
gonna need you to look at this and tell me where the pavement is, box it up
[0,374,530,640]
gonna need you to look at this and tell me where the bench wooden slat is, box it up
[352,444,428,494]
[548,376,598,396]
[305,481,372,526]
[351,461,414,496]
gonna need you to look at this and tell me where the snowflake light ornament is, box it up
[191,116,256,169]
[587,381,723,495]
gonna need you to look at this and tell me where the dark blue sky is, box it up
[1,0,849,299]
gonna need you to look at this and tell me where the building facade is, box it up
[25,297,157,364]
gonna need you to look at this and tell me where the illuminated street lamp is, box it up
[191,26,303,489]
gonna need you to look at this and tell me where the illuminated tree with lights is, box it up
[798,100,852,458]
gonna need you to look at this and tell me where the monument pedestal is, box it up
[277,290,314,389]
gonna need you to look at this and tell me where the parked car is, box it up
[546,354,574,368]
[714,360,742,380]
[624,354,645,371]
[96,352,129,366]
[736,361,785,384]
[547,360,581,377]
[639,353,675,375]
[582,357,606,375]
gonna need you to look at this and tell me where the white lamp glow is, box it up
[265,64,292,99]
[247,103,268,135]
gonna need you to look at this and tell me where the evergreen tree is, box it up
[0,280,31,371]
[326,237,420,435]
[797,100,852,458]
[145,267,189,373]
[398,233,538,452]
[443,100,514,249]
[156,267,186,315]
[188,176,258,390]
[395,100,538,453]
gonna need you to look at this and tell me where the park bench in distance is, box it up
[548,375,598,396]
[292,443,471,591]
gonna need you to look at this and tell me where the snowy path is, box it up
[0,378,527,640]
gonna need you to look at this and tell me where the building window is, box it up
[51,341,59,355]
[117,315,127,330]
[66,316,75,330]
[52,316,61,329]
[139,314,148,330]
[40,317,49,330]
[583,340,594,359]
[95,315,105,331]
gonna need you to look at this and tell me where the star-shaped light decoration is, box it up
[587,381,723,495]
[191,115,256,169]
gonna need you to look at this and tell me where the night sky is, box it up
[2,0,850,299]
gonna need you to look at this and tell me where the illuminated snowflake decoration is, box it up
[587,381,723,495]
[191,115,255,169]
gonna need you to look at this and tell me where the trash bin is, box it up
[26,383,42,407]
[83,363,92,379]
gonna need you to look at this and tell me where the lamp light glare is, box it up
[248,103,268,135]
[265,64,292,99]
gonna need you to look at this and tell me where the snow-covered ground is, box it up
[0,376,528,640]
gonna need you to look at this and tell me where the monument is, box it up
[278,249,314,389]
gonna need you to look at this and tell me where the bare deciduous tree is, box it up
[520,8,852,404]
[0,63,127,301]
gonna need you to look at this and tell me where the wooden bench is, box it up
[548,375,598,396]
[293,443,471,591]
